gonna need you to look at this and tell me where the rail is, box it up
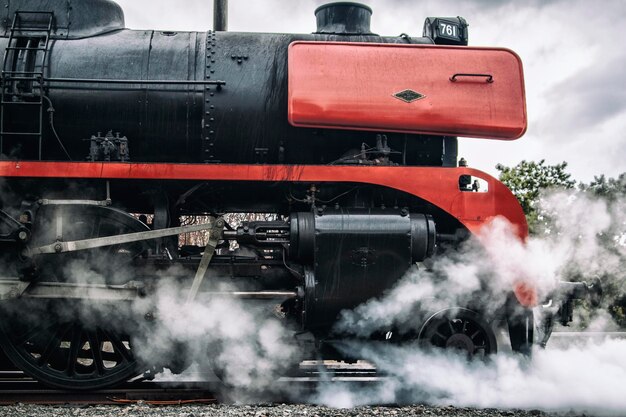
[0,76,226,89]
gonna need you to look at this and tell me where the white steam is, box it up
[131,277,299,399]
[320,189,626,414]
[314,338,626,414]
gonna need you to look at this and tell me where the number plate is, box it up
[437,19,463,42]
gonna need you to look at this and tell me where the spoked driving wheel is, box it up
[0,300,138,390]
[0,203,150,389]
[418,308,497,358]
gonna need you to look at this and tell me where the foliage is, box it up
[579,173,626,201]
[180,213,279,247]
[496,160,575,232]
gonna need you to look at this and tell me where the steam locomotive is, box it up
[0,0,534,390]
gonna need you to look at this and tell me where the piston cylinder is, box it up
[290,209,436,329]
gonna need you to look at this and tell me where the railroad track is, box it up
[0,377,220,405]
[0,362,382,405]
[1,332,624,406]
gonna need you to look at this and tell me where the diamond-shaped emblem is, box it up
[393,89,425,103]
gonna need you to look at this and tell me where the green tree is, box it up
[579,173,626,201]
[496,160,576,231]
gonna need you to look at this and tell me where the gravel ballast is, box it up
[0,404,587,417]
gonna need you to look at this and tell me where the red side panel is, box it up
[288,42,527,140]
[0,161,528,240]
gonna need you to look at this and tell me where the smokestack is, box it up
[213,0,228,31]
[314,2,373,35]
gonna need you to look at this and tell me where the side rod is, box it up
[25,218,222,256]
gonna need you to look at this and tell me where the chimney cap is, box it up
[314,2,372,15]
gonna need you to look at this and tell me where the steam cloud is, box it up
[316,189,626,414]
[313,338,626,414]
[130,276,300,400]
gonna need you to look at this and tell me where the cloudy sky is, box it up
[116,0,625,182]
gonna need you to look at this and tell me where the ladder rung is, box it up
[0,131,41,136]
[14,11,54,15]
[2,71,43,76]
[8,33,49,39]
[2,76,43,82]
[1,77,43,83]
[10,26,51,31]
[5,46,47,51]
[1,101,42,105]
[0,81,41,85]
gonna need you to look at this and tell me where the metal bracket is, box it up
[0,281,31,300]
[0,208,29,243]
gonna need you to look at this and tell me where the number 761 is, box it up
[439,23,458,37]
